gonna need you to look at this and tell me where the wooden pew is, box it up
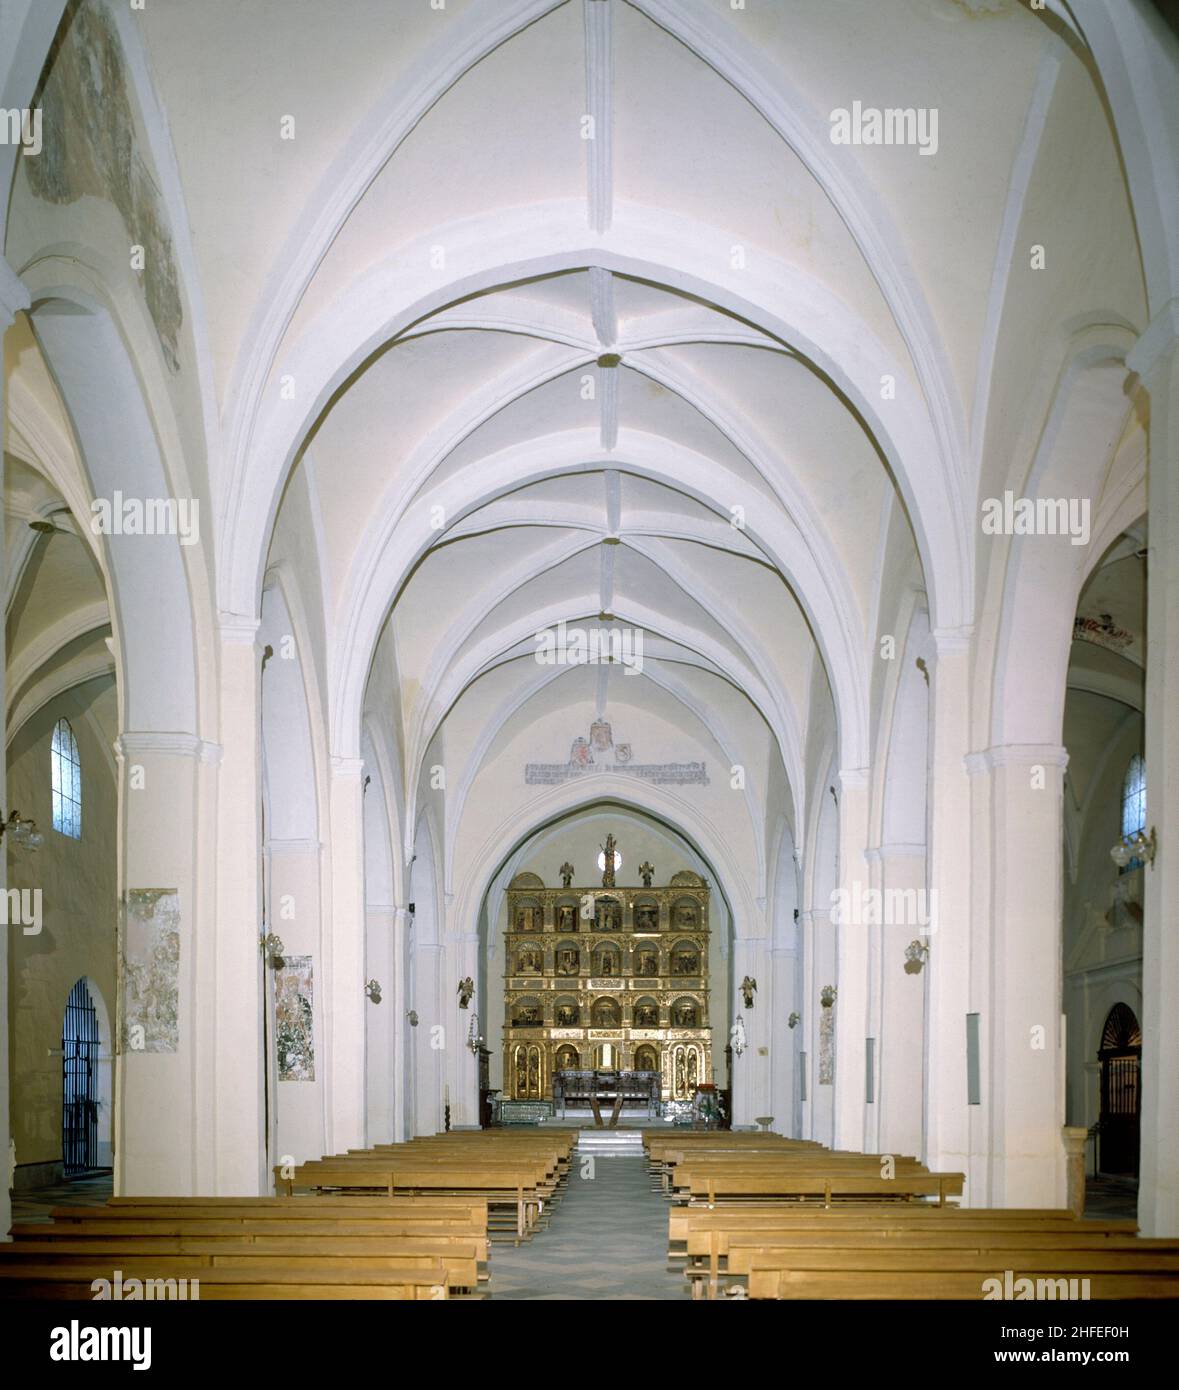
[667,1153,929,1193]
[77,1195,487,1230]
[29,1200,487,1247]
[678,1169,965,1208]
[645,1139,833,1193]
[745,1247,1179,1300]
[669,1201,1173,1299]
[669,1204,1135,1263]
[1,1238,479,1291]
[0,1255,450,1300]
[699,1225,1165,1298]
[8,1193,492,1295]
[20,1215,484,1241]
[283,1143,568,1241]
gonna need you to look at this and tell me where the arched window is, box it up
[1121,754,1146,838]
[1120,754,1146,870]
[51,718,82,839]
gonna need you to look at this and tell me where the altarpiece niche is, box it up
[502,846,711,1103]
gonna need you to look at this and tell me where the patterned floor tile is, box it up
[487,1157,688,1300]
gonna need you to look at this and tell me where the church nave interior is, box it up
[1,0,1178,1343]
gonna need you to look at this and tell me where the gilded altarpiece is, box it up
[503,865,712,1102]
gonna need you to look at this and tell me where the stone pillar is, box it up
[731,936,771,1126]
[412,942,443,1136]
[327,757,366,1154]
[446,932,481,1127]
[1128,299,1179,1235]
[873,845,928,1161]
[0,257,29,1239]
[803,906,835,1146]
[391,906,412,1140]
[923,636,975,1192]
[861,844,884,1156]
[968,744,1069,1208]
[832,768,870,1151]
[213,618,265,1192]
[115,734,216,1195]
[769,945,797,1136]
[266,837,325,1163]
[365,903,396,1144]
[1062,1126,1088,1219]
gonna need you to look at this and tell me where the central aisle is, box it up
[488,1151,686,1300]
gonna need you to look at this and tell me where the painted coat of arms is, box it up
[528,720,697,785]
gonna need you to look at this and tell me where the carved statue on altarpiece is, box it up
[601,833,617,887]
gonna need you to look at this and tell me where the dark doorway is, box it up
[1098,1002,1141,1177]
[62,978,99,1175]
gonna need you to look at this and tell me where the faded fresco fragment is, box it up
[819,1004,835,1085]
[121,889,180,1053]
[28,0,184,371]
[275,955,315,1082]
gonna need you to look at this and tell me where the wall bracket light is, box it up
[1,809,43,850]
[260,933,285,970]
[904,939,930,973]
[1110,826,1156,869]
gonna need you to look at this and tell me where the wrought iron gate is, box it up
[62,978,99,1175]
[1098,1003,1141,1177]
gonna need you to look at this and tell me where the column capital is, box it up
[964,743,1069,775]
[264,837,322,855]
[0,256,30,329]
[330,755,366,779]
[1127,297,1179,384]
[115,731,221,762]
[217,612,262,645]
[932,625,973,655]
[837,767,869,792]
[866,841,926,861]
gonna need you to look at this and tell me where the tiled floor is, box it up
[1084,1174,1138,1221]
[12,1172,113,1225]
[488,1157,687,1300]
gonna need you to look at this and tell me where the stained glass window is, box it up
[51,718,82,839]
[1121,753,1145,871]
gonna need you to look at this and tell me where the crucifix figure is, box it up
[601,833,617,887]
[638,860,655,887]
[559,861,575,888]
